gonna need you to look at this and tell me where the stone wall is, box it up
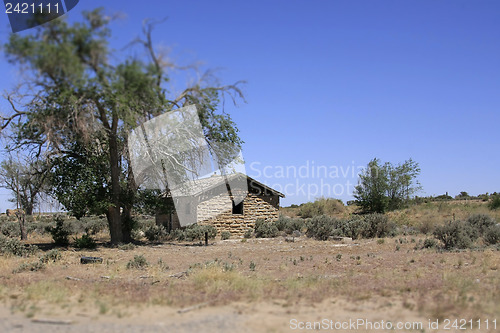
[197,193,279,236]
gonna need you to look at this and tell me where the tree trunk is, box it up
[121,207,133,243]
[16,211,27,240]
[108,129,123,244]
[107,206,123,244]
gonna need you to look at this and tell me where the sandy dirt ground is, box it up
[1,236,499,332]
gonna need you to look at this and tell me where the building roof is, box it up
[166,173,285,198]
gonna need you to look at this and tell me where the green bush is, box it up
[361,213,397,238]
[221,231,231,240]
[118,243,136,250]
[46,215,71,247]
[80,216,108,235]
[275,215,305,234]
[73,234,97,249]
[1,221,21,238]
[305,215,338,240]
[243,228,253,239]
[467,214,496,235]
[298,198,344,218]
[167,224,217,242]
[126,254,148,269]
[483,225,500,245]
[0,235,38,257]
[13,261,45,273]
[423,238,438,249]
[333,217,367,239]
[183,224,217,241]
[489,195,500,210]
[145,225,167,242]
[254,219,279,238]
[170,228,185,241]
[39,249,62,263]
[27,221,51,235]
[433,220,479,250]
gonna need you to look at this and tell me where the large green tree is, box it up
[1,9,244,244]
[354,158,421,213]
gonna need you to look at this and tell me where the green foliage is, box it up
[297,198,344,218]
[243,228,253,239]
[249,261,256,271]
[166,224,217,242]
[305,214,398,240]
[360,213,397,238]
[433,220,479,250]
[466,214,496,235]
[13,261,45,273]
[254,219,279,238]
[0,235,38,257]
[183,224,217,241]
[80,216,108,235]
[39,249,62,263]
[305,215,338,240]
[73,234,97,249]
[126,255,148,269]
[220,231,231,240]
[423,238,438,249]
[1,221,20,238]
[2,9,245,244]
[46,215,71,247]
[145,225,167,242]
[489,195,500,210]
[354,158,421,213]
[275,215,304,234]
[50,141,111,220]
[118,243,136,250]
[483,225,500,245]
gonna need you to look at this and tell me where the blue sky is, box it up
[0,0,499,210]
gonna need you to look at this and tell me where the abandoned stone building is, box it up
[156,173,284,236]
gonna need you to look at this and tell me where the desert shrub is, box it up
[145,225,167,242]
[467,214,496,235]
[170,228,185,241]
[423,238,438,249]
[433,220,479,250]
[254,219,279,238]
[221,231,231,240]
[361,213,397,238]
[118,243,136,250]
[1,221,21,238]
[489,195,500,210]
[39,249,62,263]
[483,225,500,245]
[305,215,338,240]
[73,234,97,249]
[184,224,217,241]
[13,261,45,273]
[243,228,253,239]
[80,216,108,235]
[333,217,367,239]
[126,254,148,269]
[0,235,38,257]
[275,215,305,234]
[46,215,72,247]
[417,219,435,235]
[298,198,344,218]
[27,221,51,235]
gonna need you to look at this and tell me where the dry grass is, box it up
[0,233,498,324]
